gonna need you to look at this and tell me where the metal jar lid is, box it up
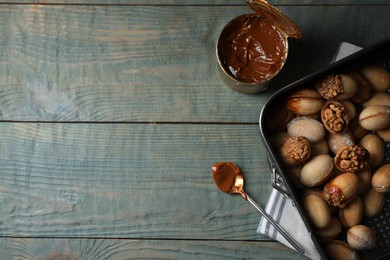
[246,0,302,39]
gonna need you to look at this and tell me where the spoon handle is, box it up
[245,193,305,255]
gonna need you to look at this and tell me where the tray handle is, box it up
[267,156,292,198]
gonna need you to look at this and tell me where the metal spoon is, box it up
[211,162,304,255]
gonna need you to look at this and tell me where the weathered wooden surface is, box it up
[0,1,388,5]
[0,5,389,122]
[0,123,268,239]
[0,238,303,259]
[0,0,389,259]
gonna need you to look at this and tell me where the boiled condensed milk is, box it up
[216,0,301,94]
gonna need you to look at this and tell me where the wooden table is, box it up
[0,0,389,258]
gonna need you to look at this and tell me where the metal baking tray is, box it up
[259,37,390,260]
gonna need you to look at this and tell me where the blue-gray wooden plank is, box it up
[0,1,388,5]
[0,238,303,259]
[0,122,270,239]
[0,5,388,122]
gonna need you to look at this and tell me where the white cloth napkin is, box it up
[257,42,363,260]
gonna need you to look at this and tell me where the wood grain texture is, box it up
[0,1,389,5]
[0,5,388,122]
[0,238,302,259]
[0,122,271,240]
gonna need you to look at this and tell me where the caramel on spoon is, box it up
[211,162,304,254]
